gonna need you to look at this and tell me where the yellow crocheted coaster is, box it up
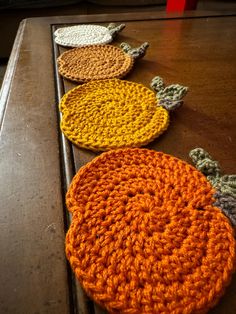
[66,148,236,314]
[57,43,148,83]
[59,77,188,151]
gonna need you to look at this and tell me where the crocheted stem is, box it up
[120,42,149,59]
[107,23,126,38]
[150,76,188,111]
[189,148,236,227]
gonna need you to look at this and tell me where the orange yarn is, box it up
[66,148,236,314]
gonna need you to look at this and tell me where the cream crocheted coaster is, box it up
[54,23,125,47]
[65,147,236,314]
[59,77,188,151]
[57,42,149,83]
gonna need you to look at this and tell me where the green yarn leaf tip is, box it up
[189,147,236,227]
[107,23,126,39]
[120,42,149,59]
[150,76,188,111]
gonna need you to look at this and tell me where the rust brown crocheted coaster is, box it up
[57,43,148,83]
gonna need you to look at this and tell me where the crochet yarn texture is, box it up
[57,43,148,83]
[65,148,236,314]
[54,23,125,47]
[189,148,236,227]
[59,79,170,151]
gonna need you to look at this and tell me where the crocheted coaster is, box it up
[66,148,236,314]
[57,42,149,83]
[54,23,125,47]
[59,77,188,151]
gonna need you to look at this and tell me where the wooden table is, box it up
[0,11,236,314]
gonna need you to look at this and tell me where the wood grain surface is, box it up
[0,11,236,314]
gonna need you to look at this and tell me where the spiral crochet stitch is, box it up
[54,23,125,48]
[57,43,148,83]
[66,148,236,314]
[59,79,169,151]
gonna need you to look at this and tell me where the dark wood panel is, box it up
[38,10,236,24]
[0,18,71,314]
[0,20,25,129]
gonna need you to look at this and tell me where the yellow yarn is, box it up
[60,79,169,151]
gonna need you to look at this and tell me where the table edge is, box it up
[23,10,236,24]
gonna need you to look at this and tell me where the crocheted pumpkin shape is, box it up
[57,42,149,83]
[59,77,188,151]
[66,148,236,314]
[54,23,125,48]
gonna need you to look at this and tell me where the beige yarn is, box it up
[54,24,125,47]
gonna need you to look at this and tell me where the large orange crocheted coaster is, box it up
[66,148,236,314]
[59,77,188,151]
[57,43,148,83]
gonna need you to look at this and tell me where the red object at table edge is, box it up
[166,0,198,12]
